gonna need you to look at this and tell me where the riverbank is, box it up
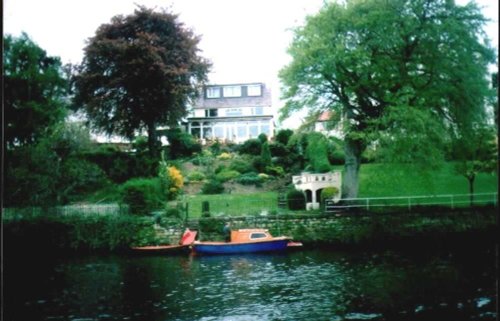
[3,205,497,258]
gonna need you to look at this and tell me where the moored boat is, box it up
[131,229,197,255]
[192,229,296,255]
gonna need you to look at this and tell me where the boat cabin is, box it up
[230,229,274,243]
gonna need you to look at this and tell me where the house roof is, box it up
[193,83,272,109]
[317,110,333,122]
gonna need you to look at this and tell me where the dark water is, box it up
[4,244,497,321]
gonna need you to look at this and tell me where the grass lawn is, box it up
[181,162,497,218]
[182,191,279,218]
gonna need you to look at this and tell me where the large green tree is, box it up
[280,0,495,199]
[74,6,211,157]
[4,33,68,148]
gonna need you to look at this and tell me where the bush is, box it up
[217,152,232,160]
[287,189,306,211]
[238,138,262,155]
[235,172,263,186]
[201,180,225,194]
[188,171,206,182]
[215,169,241,182]
[265,165,285,177]
[229,158,254,173]
[202,201,210,217]
[275,129,294,145]
[166,128,201,159]
[121,178,163,215]
[321,187,340,209]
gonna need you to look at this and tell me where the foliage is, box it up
[217,152,232,160]
[158,156,184,200]
[320,187,340,209]
[265,165,285,177]
[202,201,210,217]
[4,33,68,148]
[258,133,268,143]
[260,142,272,168]
[187,170,206,182]
[280,0,495,198]
[275,129,294,145]
[4,122,109,206]
[201,180,225,195]
[83,145,155,183]
[235,172,263,187]
[306,132,332,173]
[73,6,210,157]
[229,157,255,174]
[165,128,202,159]
[121,178,162,215]
[452,124,498,204]
[287,189,306,211]
[238,138,262,155]
[3,213,163,251]
[215,169,241,183]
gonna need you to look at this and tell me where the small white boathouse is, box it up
[292,172,342,210]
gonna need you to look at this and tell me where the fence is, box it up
[325,192,498,213]
[3,192,497,219]
[3,203,128,219]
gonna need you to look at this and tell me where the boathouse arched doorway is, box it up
[305,190,313,203]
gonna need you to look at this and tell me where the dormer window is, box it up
[223,85,242,97]
[206,87,220,98]
[247,84,262,96]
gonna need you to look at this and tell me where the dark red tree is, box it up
[74,6,211,157]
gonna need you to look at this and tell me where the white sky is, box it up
[4,0,498,129]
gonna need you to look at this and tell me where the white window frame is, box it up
[223,85,242,98]
[247,84,262,96]
[206,87,220,98]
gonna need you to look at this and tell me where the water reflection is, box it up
[4,246,497,321]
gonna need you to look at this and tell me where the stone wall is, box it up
[159,206,497,245]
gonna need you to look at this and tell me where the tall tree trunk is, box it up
[468,174,475,206]
[343,137,364,200]
[147,121,158,159]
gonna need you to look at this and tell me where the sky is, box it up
[4,0,499,129]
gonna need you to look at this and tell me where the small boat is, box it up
[192,229,296,255]
[131,229,197,255]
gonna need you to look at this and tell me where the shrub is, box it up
[217,152,232,160]
[188,171,206,182]
[158,161,184,200]
[202,200,210,217]
[321,187,340,209]
[265,165,285,177]
[215,169,241,182]
[235,172,263,186]
[238,138,262,155]
[287,189,306,211]
[201,180,225,194]
[275,129,294,145]
[229,158,254,173]
[258,133,268,143]
[121,178,162,215]
[165,128,201,159]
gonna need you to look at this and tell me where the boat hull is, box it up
[130,244,190,255]
[193,239,290,255]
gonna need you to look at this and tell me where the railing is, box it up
[324,192,498,213]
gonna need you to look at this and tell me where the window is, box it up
[250,233,267,239]
[253,107,264,115]
[247,84,262,96]
[214,126,225,139]
[206,87,220,98]
[205,109,218,117]
[223,85,242,97]
[237,126,247,139]
[225,108,243,116]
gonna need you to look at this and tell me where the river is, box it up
[4,242,497,321]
